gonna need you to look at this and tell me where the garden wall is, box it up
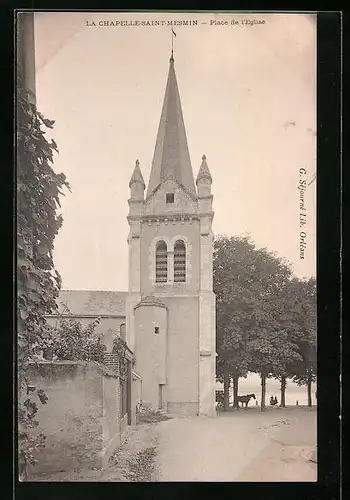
[26,360,123,476]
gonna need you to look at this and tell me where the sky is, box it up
[34,11,317,292]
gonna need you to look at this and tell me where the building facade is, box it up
[126,54,216,417]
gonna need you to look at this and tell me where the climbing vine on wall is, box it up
[17,86,70,478]
[112,336,129,380]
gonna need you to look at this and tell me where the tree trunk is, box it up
[280,376,287,407]
[307,374,312,407]
[232,375,239,409]
[260,373,266,411]
[223,363,230,411]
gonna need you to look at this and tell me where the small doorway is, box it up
[158,384,165,410]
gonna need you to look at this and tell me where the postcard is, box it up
[17,10,319,482]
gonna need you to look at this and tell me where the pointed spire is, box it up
[129,159,145,188]
[146,57,196,198]
[196,154,212,184]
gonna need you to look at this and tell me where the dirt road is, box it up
[155,407,317,482]
[28,406,316,482]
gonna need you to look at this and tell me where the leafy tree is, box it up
[214,235,299,411]
[266,277,316,407]
[290,278,317,406]
[258,282,303,407]
[214,235,258,410]
[17,86,70,479]
[46,317,107,362]
[247,326,301,411]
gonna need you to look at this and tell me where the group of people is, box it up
[270,395,278,406]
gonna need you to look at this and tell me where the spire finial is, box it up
[136,159,139,166]
[170,28,176,63]
[202,154,206,161]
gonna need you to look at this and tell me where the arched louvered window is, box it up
[174,240,186,282]
[155,241,168,283]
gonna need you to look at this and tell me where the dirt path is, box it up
[236,408,317,481]
[101,423,157,481]
[155,407,317,482]
[28,421,160,482]
[28,407,316,482]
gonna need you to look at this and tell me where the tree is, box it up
[266,277,316,407]
[17,86,70,478]
[214,235,305,411]
[45,317,107,362]
[247,326,302,411]
[291,278,317,406]
[214,235,295,410]
[214,236,258,410]
[259,280,307,407]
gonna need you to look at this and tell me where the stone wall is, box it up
[26,361,123,476]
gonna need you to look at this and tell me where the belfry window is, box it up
[155,241,168,283]
[174,240,186,282]
[166,193,174,204]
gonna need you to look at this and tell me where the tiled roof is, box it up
[57,290,127,317]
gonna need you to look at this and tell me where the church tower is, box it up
[127,53,216,417]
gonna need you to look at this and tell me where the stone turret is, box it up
[129,159,145,200]
[196,155,213,213]
[196,155,212,195]
[128,160,145,218]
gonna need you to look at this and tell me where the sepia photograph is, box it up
[17,10,317,482]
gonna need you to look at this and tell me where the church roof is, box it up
[56,290,127,317]
[146,56,196,198]
[129,159,145,188]
[196,154,212,184]
[135,295,167,309]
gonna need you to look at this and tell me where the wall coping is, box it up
[27,360,120,378]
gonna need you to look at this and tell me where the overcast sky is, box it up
[34,12,316,291]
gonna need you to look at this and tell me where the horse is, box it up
[237,393,256,408]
